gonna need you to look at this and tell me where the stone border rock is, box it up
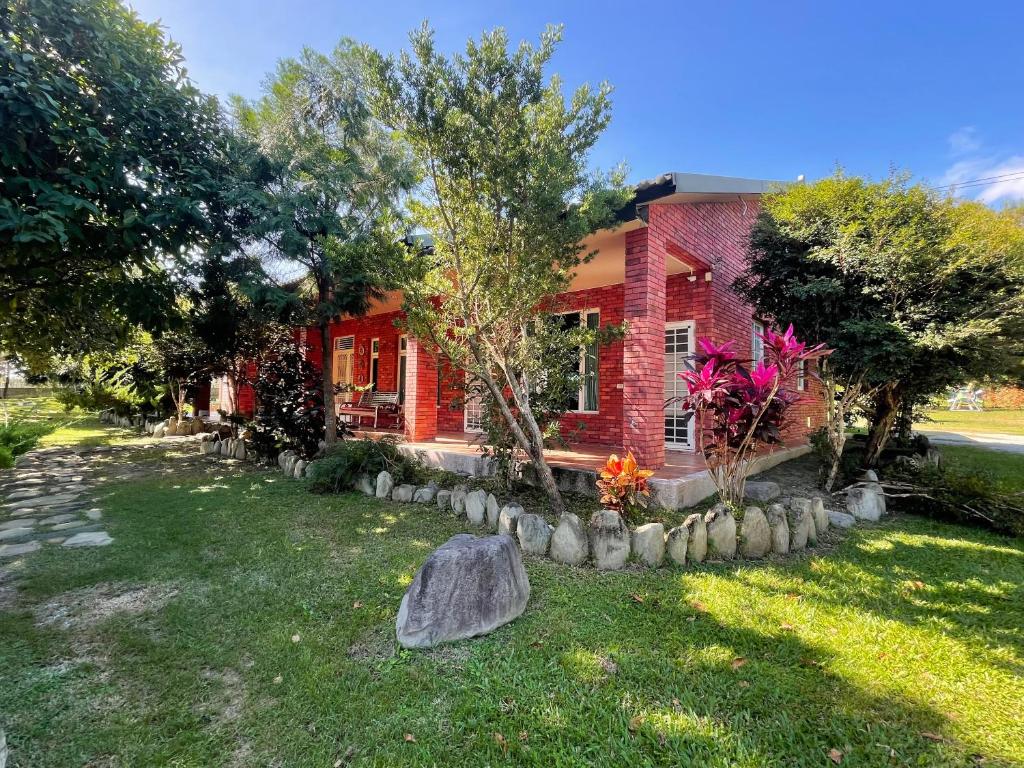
[355,469,879,572]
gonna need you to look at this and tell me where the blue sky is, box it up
[130,0,1024,204]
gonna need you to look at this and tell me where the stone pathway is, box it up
[0,446,116,561]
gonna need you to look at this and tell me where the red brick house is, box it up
[290,172,824,478]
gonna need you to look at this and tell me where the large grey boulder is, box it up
[436,490,452,510]
[396,534,530,649]
[666,525,689,566]
[375,471,395,500]
[549,513,588,566]
[392,484,415,503]
[465,490,488,526]
[632,522,666,567]
[864,469,879,482]
[704,504,737,560]
[356,474,376,496]
[744,481,781,503]
[497,504,524,537]
[810,497,829,537]
[846,486,881,521]
[739,506,771,559]
[767,504,790,554]
[683,513,707,563]
[450,489,468,516]
[199,440,217,455]
[413,486,436,504]
[867,482,887,515]
[828,510,857,529]
[516,514,553,556]
[485,494,501,529]
[791,498,817,545]
[292,459,307,478]
[589,510,630,570]
[787,502,813,550]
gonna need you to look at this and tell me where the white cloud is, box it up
[948,126,981,156]
[939,129,1024,205]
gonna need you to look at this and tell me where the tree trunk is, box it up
[320,322,337,446]
[469,343,566,515]
[864,384,901,467]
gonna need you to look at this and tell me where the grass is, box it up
[1,435,1023,766]
[0,395,140,451]
[939,445,1024,494]
[915,409,1024,436]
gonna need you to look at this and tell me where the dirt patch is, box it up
[750,455,831,503]
[199,667,246,725]
[34,581,180,630]
[347,624,396,662]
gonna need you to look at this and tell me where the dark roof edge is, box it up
[613,171,786,224]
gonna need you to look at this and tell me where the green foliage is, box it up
[735,171,1024,474]
[366,24,628,509]
[250,342,329,459]
[0,0,233,358]
[0,419,51,465]
[49,330,165,416]
[888,459,1024,537]
[306,437,423,493]
[231,40,414,443]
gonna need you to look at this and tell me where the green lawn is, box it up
[915,409,1024,435]
[939,445,1024,494]
[0,394,139,452]
[2,434,1022,766]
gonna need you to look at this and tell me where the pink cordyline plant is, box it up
[677,326,830,507]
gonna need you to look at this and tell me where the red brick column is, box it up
[404,336,438,442]
[622,222,667,468]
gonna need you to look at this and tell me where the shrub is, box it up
[307,438,424,494]
[888,462,1023,537]
[0,421,52,461]
[596,451,654,523]
[250,343,333,459]
[678,327,829,506]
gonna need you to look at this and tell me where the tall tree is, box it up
[367,24,627,513]
[735,172,1024,484]
[233,41,414,445]
[0,0,231,358]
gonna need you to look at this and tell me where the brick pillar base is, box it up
[404,336,438,442]
[622,223,666,468]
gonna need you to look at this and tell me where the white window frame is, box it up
[397,334,408,405]
[370,337,380,391]
[797,359,807,391]
[751,320,766,363]
[665,320,696,452]
[555,308,600,414]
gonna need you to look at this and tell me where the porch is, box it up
[352,427,810,510]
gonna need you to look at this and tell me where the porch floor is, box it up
[351,428,709,480]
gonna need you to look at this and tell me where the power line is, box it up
[931,170,1024,192]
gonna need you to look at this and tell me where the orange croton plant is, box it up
[596,451,655,521]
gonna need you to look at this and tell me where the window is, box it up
[751,320,766,363]
[797,359,807,391]
[555,310,600,412]
[397,335,407,405]
[370,338,380,391]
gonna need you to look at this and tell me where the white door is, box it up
[664,321,695,451]
[463,374,484,433]
[333,336,355,404]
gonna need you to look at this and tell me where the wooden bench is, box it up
[338,391,402,429]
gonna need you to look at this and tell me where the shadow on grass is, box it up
[6,463,1021,767]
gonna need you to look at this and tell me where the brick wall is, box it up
[655,199,825,442]
[302,198,826,450]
